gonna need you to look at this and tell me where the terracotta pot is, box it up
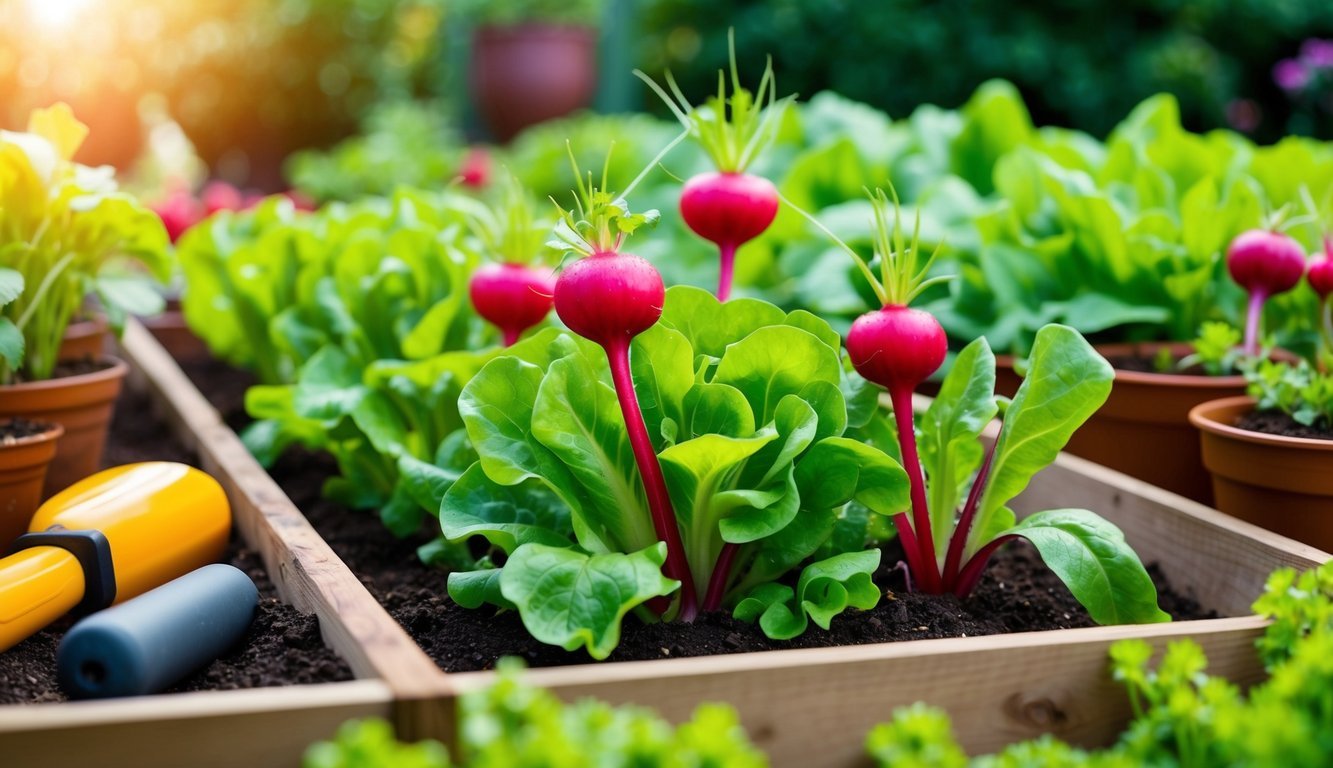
[0,420,63,550]
[59,316,110,360]
[140,301,210,363]
[1191,395,1333,550]
[469,24,598,142]
[997,342,1294,505]
[0,357,128,497]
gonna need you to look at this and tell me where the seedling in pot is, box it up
[794,186,1170,623]
[636,30,791,301]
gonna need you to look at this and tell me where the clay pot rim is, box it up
[2,356,129,394]
[1190,395,1333,452]
[0,420,64,449]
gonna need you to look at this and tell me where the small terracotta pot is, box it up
[0,357,128,497]
[0,421,63,549]
[469,24,598,142]
[140,299,210,363]
[1191,396,1333,550]
[58,316,110,360]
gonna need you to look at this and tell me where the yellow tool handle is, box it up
[0,547,85,654]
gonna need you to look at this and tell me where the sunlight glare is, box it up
[24,0,95,29]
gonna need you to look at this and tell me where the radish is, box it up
[1309,237,1333,362]
[548,151,697,620]
[152,187,204,244]
[792,187,952,592]
[1227,228,1306,355]
[636,31,789,301]
[469,263,555,346]
[464,176,557,346]
[459,146,491,190]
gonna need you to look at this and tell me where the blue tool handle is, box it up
[57,563,258,699]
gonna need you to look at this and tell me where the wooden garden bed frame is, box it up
[4,323,1326,767]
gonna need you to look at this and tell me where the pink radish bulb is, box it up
[469,262,556,346]
[846,305,949,393]
[459,147,491,190]
[1227,229,1306,355]
[554,251,665,347]
[679,172,779,301]
[201,181,245,215]
[1309,242,1333,300]
[153,189,204,244]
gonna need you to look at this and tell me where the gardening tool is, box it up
[57,563,257,698]
[0,462,230,654]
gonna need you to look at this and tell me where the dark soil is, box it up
[182,359,1219,673]
[25,356,116,382]
[1106,351,1210,376]
[0,418,55,442]
[1237,410,1333,442]
[0,383,352,705]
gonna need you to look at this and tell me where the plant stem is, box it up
[952,535,1016,598]
[1243,291,1267,357]
[702,542,739,612]
[889,387,942,593]
[604,337,698,621]
[942,439,997,588]
[717,242,737,302]
[502,328,520,347]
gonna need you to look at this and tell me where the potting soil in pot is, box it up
[1237,411,1333,441]
[184,359,1217,673]
[0,384,353,705]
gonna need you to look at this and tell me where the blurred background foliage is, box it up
[1,0,1330,191]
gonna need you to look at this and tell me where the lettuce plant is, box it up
[440,286,904,656]
[181,189,501,539]
[0,104,170,383]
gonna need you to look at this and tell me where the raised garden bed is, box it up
[0,322,399,768]
[174,350,1330,764]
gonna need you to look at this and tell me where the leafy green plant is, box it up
[456,0,606,26]
[1244,358,1333,429]
[0,104,170,383]
[798,187,1168,622]
[440,286,901,656]
[304,661,768,768]
[865,559,1333,767]
[1177,321,1245,375]
[179,188,499,540]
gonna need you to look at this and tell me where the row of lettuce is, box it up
[307,559,1333,767]
[174,78,1333,658]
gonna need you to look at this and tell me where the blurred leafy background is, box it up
[1,0,1330,190]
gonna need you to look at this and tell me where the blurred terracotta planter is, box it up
[141,298,210,363]
[998,342,1292,504]
[58,316,110,360]
[1191,396,1333,550]
[0,358,127,497]
[470,24,598,142]
[0,420,63,549]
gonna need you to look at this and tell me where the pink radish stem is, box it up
[890,387,942,593]
[942,439,997,587]
[702,541,739,612]
[1244,291,1267,357]
[717,242,737,302]
[605,336,698,621]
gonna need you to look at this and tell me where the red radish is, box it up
[459,147,491,190]
[636,31,790,301]
[549,152,698,621]
[201,181,245,215]
[679,172,779,300]
[470,263,556,346]
[1227,229,1306,355]
[152,188,205,244]
[792,186,953,593]
[1309,238,1333,299]
[284,190,318,212]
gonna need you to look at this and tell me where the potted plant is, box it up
[0,104,171,496]
[464,0,606,142]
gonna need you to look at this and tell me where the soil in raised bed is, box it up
[1237,410,1333,441]
[183,359,1218,673]
[0,383,353,705]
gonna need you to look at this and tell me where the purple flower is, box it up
[1300,38,1333,69]
[1274,58,1310,92]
